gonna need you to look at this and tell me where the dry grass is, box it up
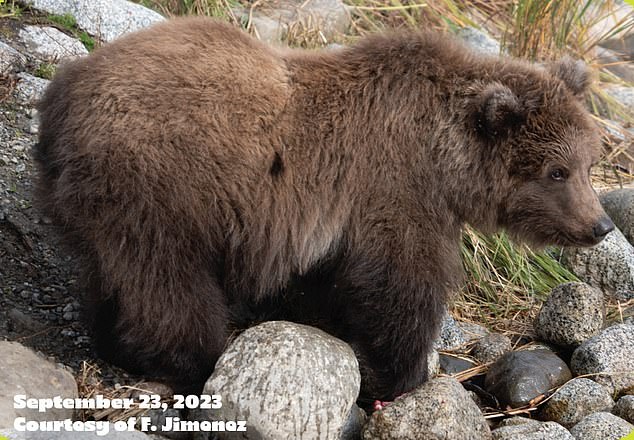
[76,361,174,422]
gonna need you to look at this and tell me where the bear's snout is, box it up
[592,216,615,240]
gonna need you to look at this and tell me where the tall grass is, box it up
[457,228,578,333]
[504,0,633,60]
[139,0,236,19]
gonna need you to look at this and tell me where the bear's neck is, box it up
[283,33,506,234]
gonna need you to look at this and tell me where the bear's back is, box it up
[38,18,291,164]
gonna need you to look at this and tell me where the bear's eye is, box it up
[550,168,566,181]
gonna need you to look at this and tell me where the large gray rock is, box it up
[14,73,50,107]
[0,40,27,74]
[569,412,634,440]
[362,377,491,440]
[605,85,634,110]
[613,395,634,424]
[570,324,634,395]
[238,0,350,45]
[600,32,634,60]
[563,228,634,300]
[23,0,164,43]
[600,189,634,244]
[596,47,634,83]
[540,378,614,428]
[535,282,605,347]
[0,341,78,427]
[492,421,573,440]
[18,26,88,62]
[485,349,572,408]
[590,0,633,52]
[193,321,360,440]
[456,27,501,55]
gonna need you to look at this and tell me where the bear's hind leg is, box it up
[83,245,230,394]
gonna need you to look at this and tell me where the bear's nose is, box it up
[592,216,615,239]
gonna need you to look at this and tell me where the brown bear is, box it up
[34,17,613,403]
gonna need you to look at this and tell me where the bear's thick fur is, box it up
[34,17,613,402]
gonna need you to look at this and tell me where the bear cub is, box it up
[34,17,613,402]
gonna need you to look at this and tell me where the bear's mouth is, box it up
[558,231,606,248]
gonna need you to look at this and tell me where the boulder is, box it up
[193,321,360,440]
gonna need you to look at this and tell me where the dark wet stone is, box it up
[485,350,572,408]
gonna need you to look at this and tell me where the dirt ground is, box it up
[0,97,139,390]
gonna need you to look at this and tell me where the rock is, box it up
[18,26,88,62]
[439,353,477,375]
[563,228,634,300]
[592,0,633,55]
[428,349,440,377]
[596,47,634,83]
[467,390,483,408]
[14,73,50,107]
[613,395,634,424]
[0,341,78,427]
[193,321,360,440]
[435,312,469,350]
[569,412,634,440]
[458,321,489,340]
[457,27,501,55]
[238,0,350,45]
[604,85,634,110]
[341,404,367,440]
[492,421,573,440]
[23,0,165,43]
[434,312,487,351]
[570,324,634,395]
[246,15,286,43]
[535,282,605,347]
[485,349,572,408]
[0,40,27,74]
[600,189,634,244]
[361,377,491,440]
[540,378,614,428]
[600,32,634,59]
[521,342,559,352]
[8,307,46,333]
[497,417,540,427]
[472,333,513,363]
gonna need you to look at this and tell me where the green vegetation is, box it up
[133,0,633,331]
[34,62,56,79]
[47,12,77,29]
[78,31,95,51]
[458,228,578,332]
[0,0,22,17]
[139,0,237,18]
[47,13,96,51]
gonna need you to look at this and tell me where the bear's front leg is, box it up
[344,277,447,404]
[337,221,460,404]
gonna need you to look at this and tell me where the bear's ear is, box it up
[473,82,524,138]
[547,57,591,98]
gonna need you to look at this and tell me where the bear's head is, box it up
[472,57,614,247]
